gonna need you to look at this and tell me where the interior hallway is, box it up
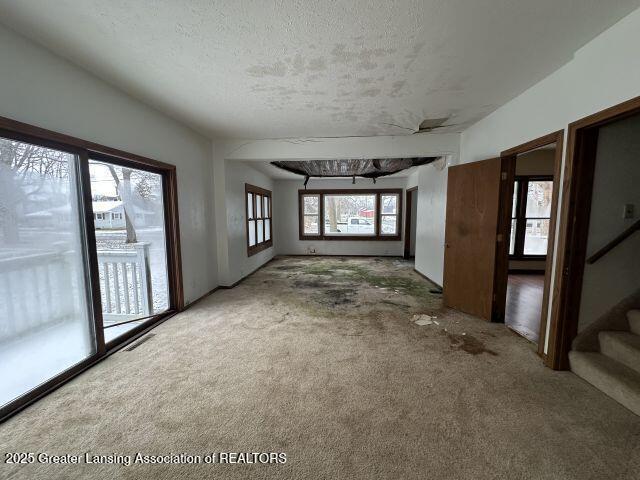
[1,257,638,479]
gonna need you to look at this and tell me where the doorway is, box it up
[497,131,564,353]
[546,95,640,370]
[404,187,417,260]
[505,149,556,343]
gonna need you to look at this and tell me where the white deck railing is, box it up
[97,243,153,325]
[0,250,78,341]
[0,242,153,342]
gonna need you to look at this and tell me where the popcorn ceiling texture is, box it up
[1,257,638,479]
[0,0,637,138]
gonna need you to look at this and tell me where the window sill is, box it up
[248,240,273,257]
[509,255,547,261]
[299,235,401,241]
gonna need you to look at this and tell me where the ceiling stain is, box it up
[3,1,637,138]
[360,88,381,98]
[389,80,408,98]
[246,61,287,77]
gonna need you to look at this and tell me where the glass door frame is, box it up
[0,116,184,422]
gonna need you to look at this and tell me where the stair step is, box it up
[569,351,640,416]
[599,331,640,373]
[628,310,640,335]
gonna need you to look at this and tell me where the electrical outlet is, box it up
[623,204,635,219]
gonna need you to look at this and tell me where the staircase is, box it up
[569,310,640,416]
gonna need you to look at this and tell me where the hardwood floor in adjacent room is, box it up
[505,273,545,343]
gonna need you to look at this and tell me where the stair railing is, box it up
[586,219,640,265]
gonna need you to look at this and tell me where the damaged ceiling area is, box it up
[271,157,437,179]
[0,1,636,138]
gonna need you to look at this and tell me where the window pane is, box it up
[525,181,553,217]
[381,194,398,214]
[509,220,516,255]
[248,220,256,246]
[257,219,264,243]
[256,194,262,218]
[263,196,269,218]
[512,181,519,217]
[524,219,550,255]
[89,160,170,343]
[247,193,253,219]
[304,215,319,234]
[381,215,397,235]
[324,194,375,236]
[303,195,318,214]
[265,219,271,241]
[0,137,95,408]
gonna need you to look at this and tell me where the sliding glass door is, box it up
[88,159,169,343]
[0,118,182,421]
[0,136,95,408]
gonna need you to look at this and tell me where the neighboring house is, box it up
[92,200,155,229]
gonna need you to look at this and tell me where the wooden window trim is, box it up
[298,188,403,241]
[0,114,184,422]
[246,183,273,257]
[509,175,553,260]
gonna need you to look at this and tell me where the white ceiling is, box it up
[0,1,638,139]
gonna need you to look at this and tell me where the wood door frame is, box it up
[498,130,564,356]
[545,95,640,370]
[404,187,417,259]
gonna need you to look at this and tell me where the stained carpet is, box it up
[1,256,638,479]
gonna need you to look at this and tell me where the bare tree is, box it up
[105,166,161,243]
[0,140,69,244]
[326,196,339,232]
[106,166,137,243]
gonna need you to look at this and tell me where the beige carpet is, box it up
[1,256,639,479]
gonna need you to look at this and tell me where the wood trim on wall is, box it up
[404,187,417,259]
[546,95,640,370]
[492,155,517,322]
[499,130,564,356]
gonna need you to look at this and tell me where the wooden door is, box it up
[443,158,503,320]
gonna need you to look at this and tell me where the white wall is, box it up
[213,152,275,287]
[222,134,459,281]
[409,191,417,257]
[578,115,640,331]
[274,177,406,257]
[223,161,274,285]
[223,134,459,162]
[413,160,449,286]
[0,24,218,305]
[458,8,640,352]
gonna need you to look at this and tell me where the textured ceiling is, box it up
[0,0,638,139]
